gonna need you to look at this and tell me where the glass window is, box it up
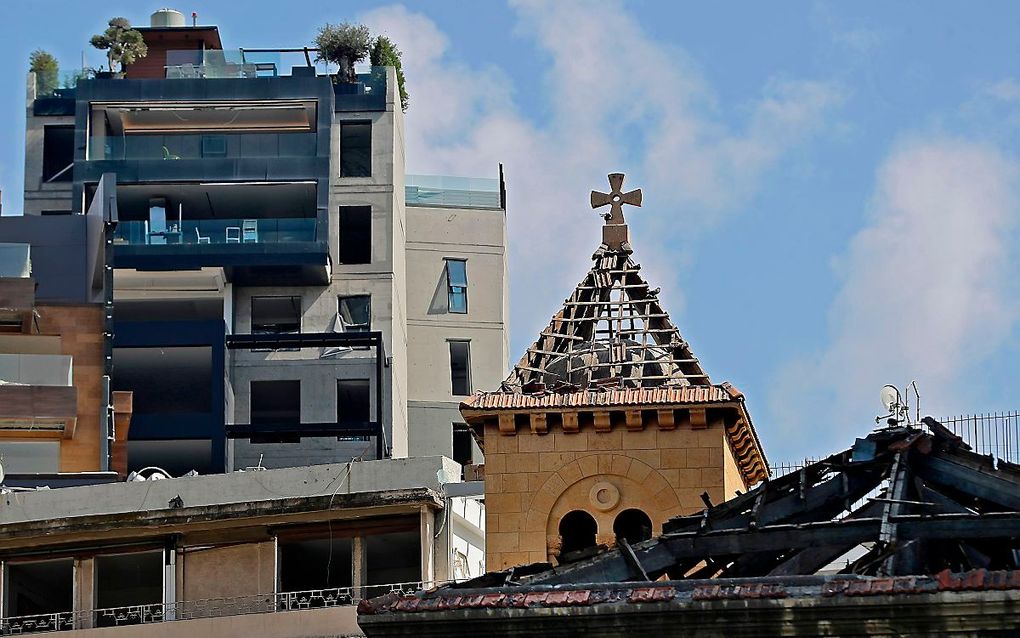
[445,259,468,314]
[42,126,74,183]
[279,537,353,594]
[95,551,163,612]
[366,531,420,595]
[112,347,212,415]
[453,423,474,466]
[251,296,301,334]
[337,378,371,423]
[339,122,371,177]
[201,135,227,158]
[338,295,371,332]
[250,380,301,425]
[5,559,73,617]
[449,341,471,396]
[338,206,372,264]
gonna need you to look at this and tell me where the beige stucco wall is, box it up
[405,204,508,458]
[180,541,276,601]
[483,411,736,570]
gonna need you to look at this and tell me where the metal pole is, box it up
[376,333,384,459]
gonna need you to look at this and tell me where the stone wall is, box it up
[483,408,740,570]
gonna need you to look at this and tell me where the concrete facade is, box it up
[21,31,509,474]
[0,457,483,637]
[405,204,508,459]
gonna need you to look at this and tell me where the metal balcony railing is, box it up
[0,581,431,635]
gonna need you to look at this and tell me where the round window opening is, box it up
[613,508,653,545]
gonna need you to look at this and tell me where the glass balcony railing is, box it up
[165,49,283,79]
[405,175,501,209]
[88,133,317,161]
[0,243,31,278]
[112,218,317,247]
[0,354,73,386]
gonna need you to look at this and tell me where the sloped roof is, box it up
[508,243,709,390]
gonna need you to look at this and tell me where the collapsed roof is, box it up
[468,418,1020,586]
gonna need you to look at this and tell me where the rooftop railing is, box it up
[405,175,502,209]
[0,581,430,635]
[165,49,283,79]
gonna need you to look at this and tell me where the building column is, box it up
[420,506,435,585]
[73,557,94,629]
[352,536,367,600]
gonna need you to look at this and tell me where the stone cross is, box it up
[590,173,642,225]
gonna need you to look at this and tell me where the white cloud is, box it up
[361,1,843,355]
[770,138,1020,459]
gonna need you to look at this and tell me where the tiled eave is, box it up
[460,382,769,486]
[461,385,732,411]
[359,569,1020,616]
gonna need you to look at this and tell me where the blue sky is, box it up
[2,1,1019,463]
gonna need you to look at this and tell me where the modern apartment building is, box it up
[20,11,508,476]
[0,189,134,482]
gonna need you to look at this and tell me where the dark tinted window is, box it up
[339,122,371,177]
[337,378,371,423]
[43,125,74,182]
[251,380,301,425]
[339,206,371,264]
[251,296,301,333]
[449,341,471,395]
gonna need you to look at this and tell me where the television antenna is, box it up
[876,381,921,426]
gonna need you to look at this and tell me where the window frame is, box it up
[42,124,75,183]
[339,121,372,178]
[337,295,371,332]
[444,258,468,314]
[338,205,372,265]
[448,339,472,396]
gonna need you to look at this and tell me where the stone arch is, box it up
[523,453,680,562]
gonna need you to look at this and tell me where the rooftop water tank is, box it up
[151,8,186,27]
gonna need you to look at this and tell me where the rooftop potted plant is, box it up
[370,36,409,112]
[29,50,59,96]
[314,22,371,85]
[90,17,147,78]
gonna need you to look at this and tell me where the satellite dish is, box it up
[880,385,901,412]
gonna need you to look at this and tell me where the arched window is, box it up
[558,510,598,560]
[613,508,653,545]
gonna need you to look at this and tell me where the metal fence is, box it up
[772,411,1020,477]
[938,412,1020,464]
[0,581,430,635]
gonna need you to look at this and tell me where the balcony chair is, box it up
[148,208,168,245]
[195,227,211,244]
[225,227,241,243]
[242,219,259,243]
